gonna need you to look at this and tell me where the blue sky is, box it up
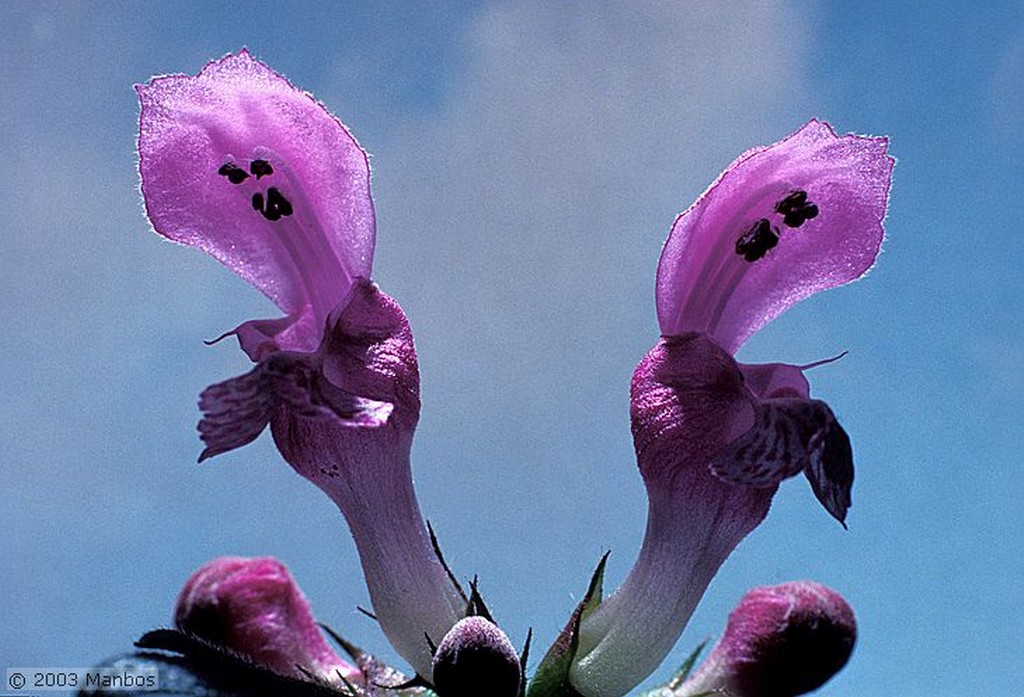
[2,2,1022,695]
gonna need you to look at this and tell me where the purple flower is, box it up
[569,121,892,697]
[137,50,465,679]
[674,581,856,697]
[174,556,361,686]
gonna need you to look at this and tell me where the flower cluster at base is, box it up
[121,49,892,697]
[117,555,522,697]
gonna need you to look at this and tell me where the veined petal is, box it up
[710,397,854,526]
[656,120,893,353]
[196,280,397,463]
[137,49,375,354]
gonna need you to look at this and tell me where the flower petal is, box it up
[710,398,853,525]
[137,49,375,353]
[656,120,893,353]
[197,351,393,463]
[739,362,810,400]
[196,280,400,462]
[631,333,756,484]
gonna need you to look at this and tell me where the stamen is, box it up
[775,190,807,211]
[735,219,779,263]
[217,162,249,184]
[250,188,294,222]
[243,146,354,328]
[264,188,293,221]
[775,190,820,228]
[673,181,790,335]
[250,159,274,179]
[798,350,849,371]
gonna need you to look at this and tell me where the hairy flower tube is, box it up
[174,556,361,686]
[137,50,466,679]
[671,581,856,697]
[569,121,893,697]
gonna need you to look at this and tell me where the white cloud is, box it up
[372,0,813,420]
[359,0,816,663]
[989,29,1024,144]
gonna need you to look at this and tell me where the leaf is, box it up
[525,553,609,697]
[667,639,709,689]
[318,624,428,696]
[634,640,711,697]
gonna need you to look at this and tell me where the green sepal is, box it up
[319,624,433,696]
[465,575,496,623]
[635,640,711,697]
[667,639,709,689]
[525,552,610,697]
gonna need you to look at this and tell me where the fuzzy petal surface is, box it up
[137,49,375,354]
[432,617,522,697]
[174,556,361,685]
[679,581,856,697]
[656,120,893,353]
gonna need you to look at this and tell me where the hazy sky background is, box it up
[2,2,1022,695]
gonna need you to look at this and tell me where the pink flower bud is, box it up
[678,581,856,697]
[174,556,360,685]
[432,617,521,697]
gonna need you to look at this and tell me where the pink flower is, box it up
[174,556,361,686]
[137,50,465,680]
[569,121,892,697]
[676,581,856,697]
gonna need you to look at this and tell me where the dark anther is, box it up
[775,190,820,228]
[217,163,249,185]
[263,187,293,221]
[250,159,274,179]
[776,190,807,210]
[735,218,780,262]
[251,188,293,221]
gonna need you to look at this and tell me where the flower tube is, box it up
[569,120,893,697]
[671,581,856,697]
[137,50,465,679]
[174,556,361,686]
